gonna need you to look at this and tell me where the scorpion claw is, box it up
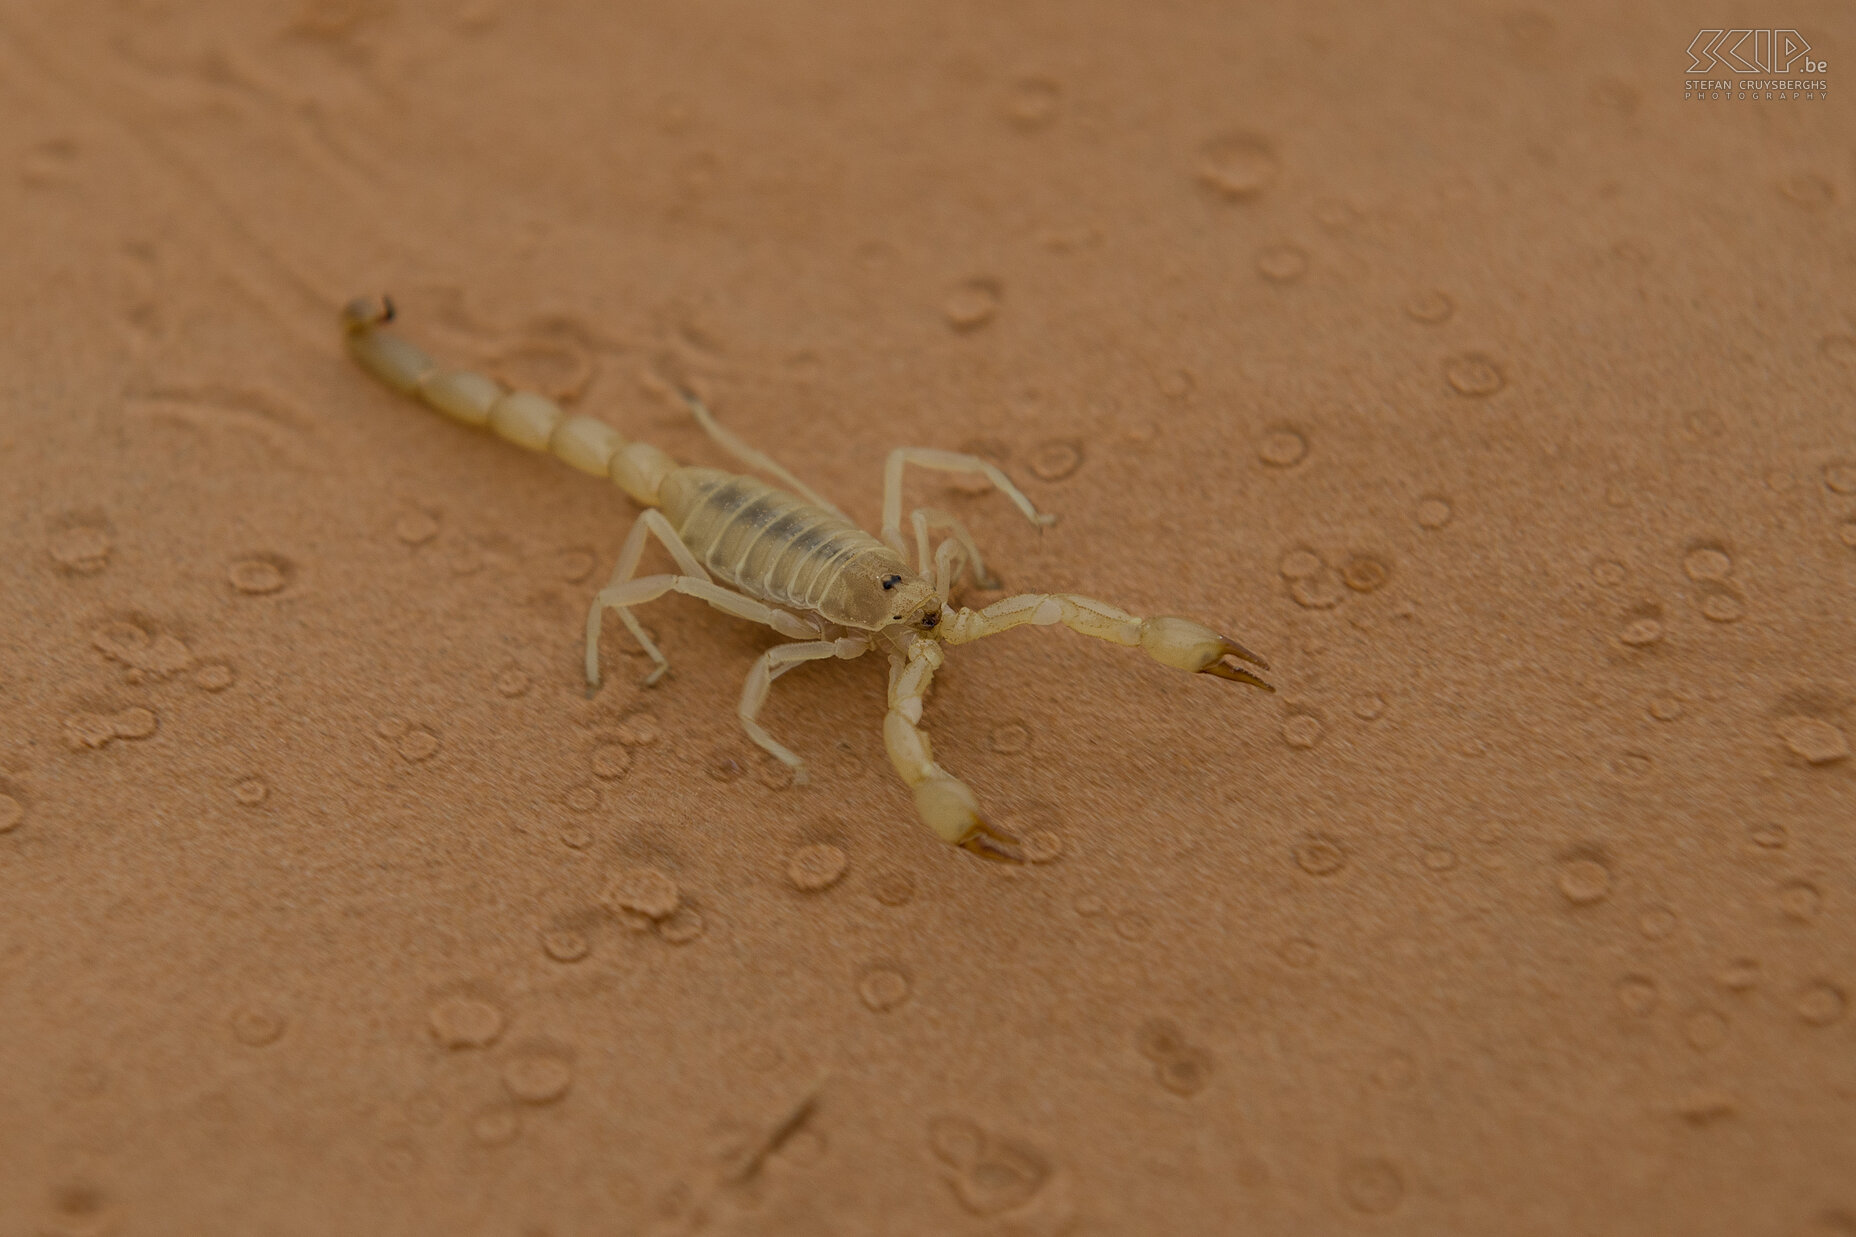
[1215,636,1270,670]
[1199,660,1276,691]
[1139,616,1273,689]
[959,820,1026,864]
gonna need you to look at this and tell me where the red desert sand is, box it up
[2,2,1852,1233]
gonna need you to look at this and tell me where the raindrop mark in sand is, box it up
[927,1116,1051,1216]
[1557,856,1611,905]
[1422,846,1457,872]
[1352,694,1386,721]
[1826,462,1856,495]
[1590,558,1626,587]
[1313,198,1359,230]
[541,927,589,963]
[787,843,848,892]
[470,1104,520,1147]
[1003,75,1060,128]
[611,711,659,747]
[1415,497,1453,529]
[1649,696,1683,722]
[1674,404,1727,442]
[1282,714,1324,750]
[1796,982,1846,1027]
[1196,130,1280,200]
[604,866,680,920]
[1404,290,1454,324]
[1676,1092,1737,1127]
[869,867,915,906]
[394,510,439,546]
[590,743,631,780]
[1683,543,1733,581]
[397,726,440,763]
[1695,583,1745,623]
[90,620,191,680]
[1136,1018,1214,1096]
[1342,553,1391,593]
[1256,243,1308,284]
[230,1005,286,1047]
[1777,172,1835,209]
[233,777,268,806]
[859,966,911,1012]
[503,1047,573,1104]
[1158,369,1196,400]
[1280,938,1320,969]
[1258,427,1308,468]
[47,518,112,576]
[1714,958,1760,991]
[1444,353,1505,397]
[227,554,294,596]
[1000,801,1065,864]
[1295,836,1346,875]
[659,903,706,945]
[194,662,236,692]
[1339,1157,1405,1215]
[988,722,1031,754]
[1777,879,1821,923]
[1775,717,1848,765]
[1617,606,1664,649]
[428,996,505,1049]
[943,279,1001,331]
[1279,547,1343,609]
[1639,906,1677,940]
[1616,974,1658,1015]
[491,339,594,403]
[707,747,746,782]
[1750,823,1787,850]
[1837,520,1856,550]
[64,707,158,750]
[494,665,530,697]
[1027,439,1084,482]
[0,792,23,834]
[1019,825,1064,864]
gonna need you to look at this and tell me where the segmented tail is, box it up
[341,296,678,506]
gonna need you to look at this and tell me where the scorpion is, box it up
[342,296,1273,861]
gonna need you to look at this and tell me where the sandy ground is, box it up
[2,1,1853,1233]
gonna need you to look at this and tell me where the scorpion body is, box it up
[659,469,934,632]
[342,296,1271,861]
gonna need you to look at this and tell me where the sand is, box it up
[2,1,1853,1233]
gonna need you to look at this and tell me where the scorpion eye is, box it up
[921,612,940,629]
[881,574,902,591]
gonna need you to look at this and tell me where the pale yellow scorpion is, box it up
[344,297,1273,861]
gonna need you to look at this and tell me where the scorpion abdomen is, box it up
[657,467,913,630]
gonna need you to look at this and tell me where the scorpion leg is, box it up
[587,512,818,687]
[910,508,998,591]
[678,390,846,518]
[587,510,715,687]
[738,637,869,783]
[941,594,1274,691]
[880,447,1055,560]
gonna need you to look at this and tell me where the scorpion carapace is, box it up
[342,295,1272,862]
